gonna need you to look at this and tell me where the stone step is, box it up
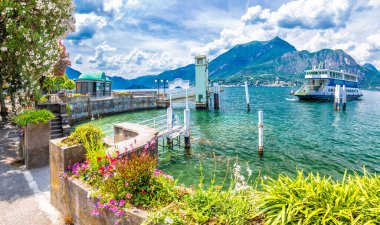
[51,120,62,125]
[51,129,63,135]
[51,124,62,130]
[51,133,63,139]
[51,117,61,121]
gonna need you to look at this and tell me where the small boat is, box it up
[292,68,362,101]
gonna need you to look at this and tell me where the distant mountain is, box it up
[209,37,297,78]
[67,37,380,89]
[363,63,379,73]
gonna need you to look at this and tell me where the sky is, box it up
[63,0,380,79]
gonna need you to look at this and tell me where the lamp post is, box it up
[155,79,159,98]
[163,80,169,96]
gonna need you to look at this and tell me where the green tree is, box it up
[64,79,75,90]
[0,0,75,119]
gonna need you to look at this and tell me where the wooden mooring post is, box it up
[245,81,250,112]
[334,84,341,111]
[342,85,347,111]
[258,110,264,155]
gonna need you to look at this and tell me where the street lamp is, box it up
[155,79,159,97]
[163,79,169,96]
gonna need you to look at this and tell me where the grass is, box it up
[255,169,380,224]
[145,168,380,224]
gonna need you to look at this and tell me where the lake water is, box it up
[75,87,380,186]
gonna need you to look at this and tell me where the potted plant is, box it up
[13,109,55,168]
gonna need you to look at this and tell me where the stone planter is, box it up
[22,122,51,169]
[49,138,148,225]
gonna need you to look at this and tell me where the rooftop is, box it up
[75,72,111,82]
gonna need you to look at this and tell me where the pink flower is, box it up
[124,181,129,187]
[109,199,116,205]
[126,193,132,199]
[119,200,125,206]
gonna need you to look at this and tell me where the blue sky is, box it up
[63,0,380,79]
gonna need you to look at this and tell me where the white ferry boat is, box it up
[293,68,362,101]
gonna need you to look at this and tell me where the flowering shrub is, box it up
[62,140,179,224]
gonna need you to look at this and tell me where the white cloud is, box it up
[241,5,264,24]
[74,54,83,64]
[123,48,186,76]
[65,0,380,77]
[104,0,123,12]
[368,0,380,7]
[67,13,107,40]
[192,0,380,67]
[88,42,121,70]
[126,0,139,7]
[367,33,380,52]
[273,0,352,29]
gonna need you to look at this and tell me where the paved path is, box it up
[0,122,64,225]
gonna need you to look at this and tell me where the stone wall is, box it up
[68,95,159,123]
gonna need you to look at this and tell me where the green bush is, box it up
[144,187,260,225]
[61,124,104,146]
[255,170,380,224]
[61,124,106,170]
[13,109,55,126]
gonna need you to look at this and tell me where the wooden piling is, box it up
[245,81,250,112]
[342,85,347,111]
[258,110,263,155]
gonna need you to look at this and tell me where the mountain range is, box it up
[67,37,380,90]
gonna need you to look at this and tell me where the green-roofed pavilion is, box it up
[74,72,112,97]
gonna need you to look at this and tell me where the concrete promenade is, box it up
[0,122,63,225]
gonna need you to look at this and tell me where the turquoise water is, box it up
[75,87,380,186]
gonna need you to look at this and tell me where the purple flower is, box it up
[119,200,125,207]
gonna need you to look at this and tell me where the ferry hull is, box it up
[295,94,362,101]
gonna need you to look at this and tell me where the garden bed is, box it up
[50,138,149,225]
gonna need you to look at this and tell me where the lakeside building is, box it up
[74,72,112,97]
